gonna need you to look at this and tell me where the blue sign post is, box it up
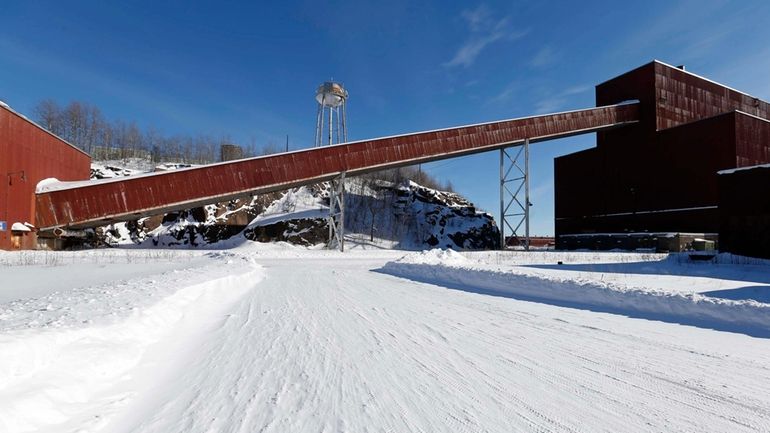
[0,221,6,231]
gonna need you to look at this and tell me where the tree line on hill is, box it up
[32,99,264,163]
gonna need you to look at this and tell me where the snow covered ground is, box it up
[1,246,770,432]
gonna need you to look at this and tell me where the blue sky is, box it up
[2,1,769,235]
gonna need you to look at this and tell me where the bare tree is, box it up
[33,99,64,136]
[364,179,388,241]
[261,142,282,156]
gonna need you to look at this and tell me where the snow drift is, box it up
[380,250,770,336]
[0,254,263,432]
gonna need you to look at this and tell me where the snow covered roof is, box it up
[11,222,32,232]
[718,163,770,175]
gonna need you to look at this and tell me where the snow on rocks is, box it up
[382,249,770,336]
[86,159,500,250]
[245,186,328,228]
[90,163,145,179]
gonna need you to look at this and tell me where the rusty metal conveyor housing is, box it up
[35,103,639,230]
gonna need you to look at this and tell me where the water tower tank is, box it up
[315,82,348,107]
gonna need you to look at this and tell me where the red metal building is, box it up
[0,102,91,250]
[555,61,770,248]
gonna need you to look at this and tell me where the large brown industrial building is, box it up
[555,61,770,254]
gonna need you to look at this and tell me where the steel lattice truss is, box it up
[500,139,530,250]
[328,172,346,251]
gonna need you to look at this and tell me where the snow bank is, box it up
[381,250,770,335]
[0,255,263,432]
[400,248,471,266]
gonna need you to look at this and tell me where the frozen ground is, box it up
[0,250,206,303]
[1,245,769,432]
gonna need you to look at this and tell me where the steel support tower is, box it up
[500,138,530,250]
[328,172,345,251]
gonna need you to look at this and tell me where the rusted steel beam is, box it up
[35,103,639,229]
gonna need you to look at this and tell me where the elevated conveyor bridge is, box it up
[35,102,640,247]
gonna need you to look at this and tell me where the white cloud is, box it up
[530,46,558,68]
[461,4,491,32]
[444,6,527,68]
[445,33,504,68]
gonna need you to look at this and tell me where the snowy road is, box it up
[2,249,770,432]
[119,253,770,433]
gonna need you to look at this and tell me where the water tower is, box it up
[314,81,348,147]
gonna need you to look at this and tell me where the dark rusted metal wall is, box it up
[556,61,770,241]
[0,105,91,250]
[718,165,770,259]
[36,104,640,230]
[735,114,770,166]
[553,147,601,222]
[654,62,770,131]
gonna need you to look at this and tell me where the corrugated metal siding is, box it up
[36,104,640,230]
[654,62,770,130]
[0,106,91,250]
[734,113,770,167]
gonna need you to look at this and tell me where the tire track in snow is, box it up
[91,255,770,433]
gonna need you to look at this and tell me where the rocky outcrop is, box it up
[391,182,499,250]
[97,166,500,250]
[243,218,328,246]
